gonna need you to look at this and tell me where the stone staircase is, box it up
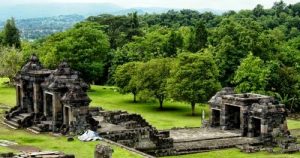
[3,113,34,129]
[27,116,53,134]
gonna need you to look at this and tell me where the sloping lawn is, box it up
[88,86,208,130]
[1,78,300,158]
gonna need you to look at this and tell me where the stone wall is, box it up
[94,109,174,156]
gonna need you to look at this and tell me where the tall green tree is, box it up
[168,51,221,115]
[187,21,208,52]
[127,12,141,41]
[0,47,24,82]
[3,18,21,48]
[253,4,265,17]
[164,30,183,57]
[114,62,142,102]
[233,53,271,93]
[137,58,172,109]
[0,31,4,45]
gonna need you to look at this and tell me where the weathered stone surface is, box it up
[237,144,260,153]
[0,151,75,158]
[94,144,113,158]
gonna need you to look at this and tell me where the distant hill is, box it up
[0,3,225,40]
[0,3,225,21]
[0,3,123,21]
[15,15,85,40]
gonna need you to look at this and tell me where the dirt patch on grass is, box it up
[8,145,41,152]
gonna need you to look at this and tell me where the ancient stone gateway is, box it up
[209,88,289,143]
[4,55,95,134]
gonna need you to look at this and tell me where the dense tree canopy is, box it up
[37,22,110,83]
[3,1,300,113]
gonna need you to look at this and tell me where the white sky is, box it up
[2,0,299,10]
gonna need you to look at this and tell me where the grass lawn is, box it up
[88,86,208,130]
[0,146,15,153]
[0,126,142,158]
[1,78,300,158]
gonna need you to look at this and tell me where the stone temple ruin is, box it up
[209,87,289,143]
[3,56,299,157]
[4,55,95,134]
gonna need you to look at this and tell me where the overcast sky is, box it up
[2,0,299,10]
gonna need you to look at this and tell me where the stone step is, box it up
[27,126,41,134]
[10,117,21,123]
[14,115,24,120]
[19,113,32,118]
[3,119,20,129]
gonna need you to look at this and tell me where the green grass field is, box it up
[1,78,300,158]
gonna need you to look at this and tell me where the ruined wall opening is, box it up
[252,117,261,137]
[225,105,240,129]
[211,109,220,127]
[45,93,53,118]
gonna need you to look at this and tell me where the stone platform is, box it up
[170,128,241,142]
[169,128,261,155]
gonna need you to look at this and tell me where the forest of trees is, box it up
[1,1,300,114]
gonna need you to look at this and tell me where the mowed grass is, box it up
[0,126,142,158]
[88,86,208,130]
[0,78,15,106]
[1,78,300,158]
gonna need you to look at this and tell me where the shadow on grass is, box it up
[184,113,202,117]
[153,106,185,112]
[19,137,45,144]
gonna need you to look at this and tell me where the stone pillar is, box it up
[63,105,72,125]
[69,107,74,123]
[281,120,288,133]
[52,92,62,132]
[220,104,227,130]
[20,81,25,110]
[63,105,67,125]
[247,117,253,137]
[94,144,113,158]
[16,85,20,107]
[43,92,47,116]
[33,83,40,114]
[240,107,246,136]
[261,119,268,140]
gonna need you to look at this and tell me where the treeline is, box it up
[1,1,300,113]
